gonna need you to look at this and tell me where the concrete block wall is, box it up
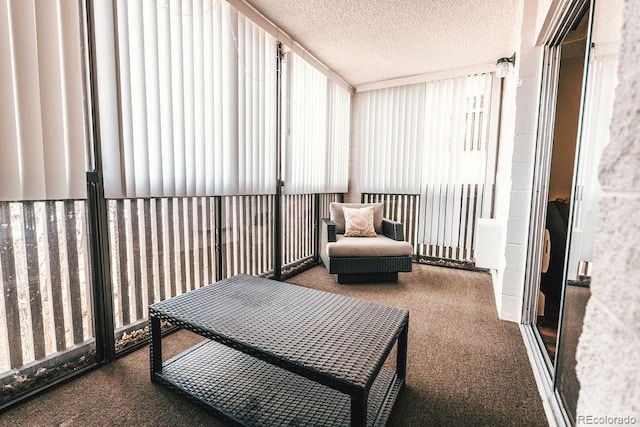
[576,0,640,419]
[495,0,542,322]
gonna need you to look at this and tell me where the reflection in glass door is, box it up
[536,14,589,364]
[555,0,623,421]
[524,0,624,424]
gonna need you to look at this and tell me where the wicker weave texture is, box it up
[157,339,403,427]
[150,275,408,388]
[328,257,412,275]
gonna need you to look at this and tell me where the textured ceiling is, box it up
[245,0,521,87]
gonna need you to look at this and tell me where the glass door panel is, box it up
[555,0,623,421]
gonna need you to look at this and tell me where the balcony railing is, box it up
[0,193,342,406]
[1,189,486,407]
[363,186,487,264]
[0,201,96,405]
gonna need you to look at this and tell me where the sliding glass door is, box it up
[523,0,623,423]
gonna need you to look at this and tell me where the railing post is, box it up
[86,173,115,363]
[274,181,283,281]
[83,0,115,363]
[216,196,223,280]
[313,194,320,264]
[273,42,284,281]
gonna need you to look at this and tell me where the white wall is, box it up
[576,0,640,418]
[491,0,543,322]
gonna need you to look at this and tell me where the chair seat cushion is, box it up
[327,235,413,257]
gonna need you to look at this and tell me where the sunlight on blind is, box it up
[355,73,497,248]
[418,73,495,248]
[421,74,492,187]
[356,83,426,194]
[0,0,87,201]
[237,13,278,195]
[326,82,351,193]
[100,0,277,198]
[284,53,328,194]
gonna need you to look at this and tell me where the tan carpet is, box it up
[0,263,547,427]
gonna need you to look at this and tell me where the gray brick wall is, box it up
[576,0,640,419]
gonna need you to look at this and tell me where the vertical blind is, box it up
[284,53,328,194]
[0,0,87,201]
[356,83,426,194]
[420,74,493,187]
[285,53,350,194]
[326,81,351,193]
[101,0,277,198]
[418,73,495,248]
[355,73,497,246]
[566,46,618,279]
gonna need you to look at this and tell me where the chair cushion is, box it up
[330,202,383,234]
[327,235,413,257]
[343,206,377,237]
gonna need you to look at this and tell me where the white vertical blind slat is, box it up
[169,0,186,196]
[36,0,66,198]
[325,82,350,193]
[222,4,238,194]
[115,0,135,196]
[193,0,206,196]
[58,1,87,199]
[94,0,123,198]
[128,0,151,197]
[157,0,174,196]
[203,0,214,196]
[10,1,46,200]
[0,1,21,200]
[237,14,247,193]
[212,2,224,195]
[182,0,196,196]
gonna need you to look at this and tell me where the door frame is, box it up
[521,0,593,425]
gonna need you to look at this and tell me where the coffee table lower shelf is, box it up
[153,339,403,426]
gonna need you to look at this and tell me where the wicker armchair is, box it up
[320,203,413,284]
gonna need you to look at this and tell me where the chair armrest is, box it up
[382,218,405,241]
[321,218,337,243]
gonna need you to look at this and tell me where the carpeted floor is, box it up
[0,263,548,426]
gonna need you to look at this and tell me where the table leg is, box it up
[350,388,368,427]
[397,321,408,381]
[150,316,162,380]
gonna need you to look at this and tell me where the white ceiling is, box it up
[245,0,522,87]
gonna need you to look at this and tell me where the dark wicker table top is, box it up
[150,274,409,388]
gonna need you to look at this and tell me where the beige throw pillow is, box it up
[343,206,377,237]
[329,202,384,234]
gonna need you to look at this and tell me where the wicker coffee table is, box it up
[149,274,409,426]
